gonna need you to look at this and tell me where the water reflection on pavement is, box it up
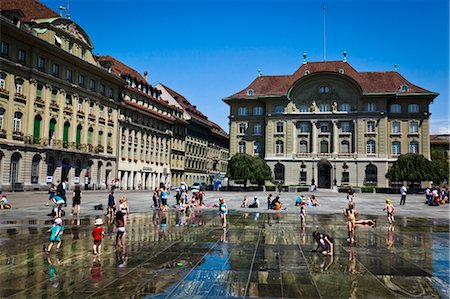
[0,210,448,298]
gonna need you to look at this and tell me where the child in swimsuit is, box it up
[115,211,125,249]
[300,196,307,224]
[219,198,227,228]
[344,203,357,243]
[46,218,64,255]
[383,199,395,224]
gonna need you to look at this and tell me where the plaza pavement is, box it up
[2,189,449,220]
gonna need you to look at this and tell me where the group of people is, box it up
[425,185,449,206]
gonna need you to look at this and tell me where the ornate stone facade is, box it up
[224,60,438,188]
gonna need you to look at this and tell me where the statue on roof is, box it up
[310,99,318,112]
[332,101,338,112]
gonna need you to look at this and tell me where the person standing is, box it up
[400,184,407,205]
[92,218,105,255]
[107,191,116,220]
[219,198,227,228]
[71,185,82,215]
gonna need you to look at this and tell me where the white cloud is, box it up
[430,117,450,134]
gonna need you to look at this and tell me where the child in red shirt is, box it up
[92,218,105,255]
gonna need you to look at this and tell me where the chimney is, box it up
[144,71,148,82]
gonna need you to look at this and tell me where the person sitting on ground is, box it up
[1,193,10,209]
[295,196,301,206]
[241,196,249,208]
[312,230,333,256]
[310,195,319,206]
[249,196,259,208]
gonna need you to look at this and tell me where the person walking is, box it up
[400,184,407,205]
[92,218,105,255]
[71,185,82,215]
[46,218,64,255]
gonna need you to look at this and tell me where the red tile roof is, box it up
[0,0,59,22]
[123,100,175,123]
[227,61,434,99]
[160,84,208,119]
[96,55,146,83]
[430,134,450,145]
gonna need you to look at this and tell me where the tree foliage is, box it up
[386,154,443,184]
[226,154,272,188]
[431,146,449,183]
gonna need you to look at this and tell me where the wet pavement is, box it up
[0,206,449,298]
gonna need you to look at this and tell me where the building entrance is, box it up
[318,163,331,189]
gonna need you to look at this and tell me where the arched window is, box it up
[76,125,82,146]
[98,131,103,146]
[33,115,42,144]
[13,111,22,132]
[36,83,43,98]
[364,164,377,186]
[247,89,254,96]
[319,104,331,112]
[87,127,93,144]
[51,88,58,102]
[320,140,329,153]
[409,141,419,154]
[366,140,376,154]
[15,78,24,95]
[409,121,419,133]
[238,141,246,153]
[107,132,112,147]
[10,152,21,184]
[319,86,330,94]
[299,140,308,153]
[274,163,285,181]
[408,104,419,113]
[340,140,350,153]
[49,118,57,144]
[392,141,401,155]
[275,140,284,154]
[390,104,401,113]
[367,121,376,133]
[339,103,351,112]
[63,122,70,148]
[31,155,40,183]
[47,156,55,176]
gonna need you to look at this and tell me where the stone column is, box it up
[332,120,338,155]
[352,120,358,155]
[311,121,317,154]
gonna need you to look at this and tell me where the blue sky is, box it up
[43,0,449,134]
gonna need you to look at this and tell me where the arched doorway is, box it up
[318,162,331,189]
[33,115,42,144]
[105,162,112,188]
[274,163,285,182]
[31,154,41,184]
[364,164,378,186]
[61,158,70,182]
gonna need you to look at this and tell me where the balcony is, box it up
[99,117,106,124]
[64,105,73,113]
[338,152,354,158]
[14,93,26,103]
[96,145,104,153]
[108,119,114,126]
[77,110,85,118]
[88,113,96,120]
[50,102,59,110]
[12,131,24,141]
[294,153,310,158]
[0,129,6,138]
[0,88,9,97]
[34,96,45,106]
[107,145,113,154]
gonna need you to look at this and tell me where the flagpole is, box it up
[323,6,326,62]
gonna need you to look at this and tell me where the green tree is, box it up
[431,146,449,183]
[386,154,443,186]
[227,154,272,189]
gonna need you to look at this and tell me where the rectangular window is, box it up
[100,84,105,95]
[276,122,284,133]
[68,42,73,54]
[342,172,349,183]
[410,122,419,133]
[341,122,351,132]
[320,122,329,133]
[253,106,263,115]
[253,124,262,135]
[392,142,401,155]
[18,49,26,62]
[51,63,59,77]
[78,74,85,87]
[37,56,45,71]
[408,104,419,113]
[66,69,73,82]
[0,41,9,56]
[239,123,246,134]
[108,87,114,98]
[409,142,419,154]
[65,94,72,106]
[89,79,96,91]
[392,122,400,133]
[237,107,247,116]
[367,103,376,112]
[299,122,309,133]
[300,171,307,183]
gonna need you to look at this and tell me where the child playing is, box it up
[115,210,126,249]
[312,230,334,256]
[344,203,357,243]
[383,199,395,224]
[219,198,227,228]
[300,195,307,224]
[46,218,64,255]
[107,191,115,220]
[92,218,105,255]
[241,196,249,208]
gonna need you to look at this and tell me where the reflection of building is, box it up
[0,1,121,190]
[224,56,438,188]
[158,84,229,185]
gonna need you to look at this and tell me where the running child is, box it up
[383,199,395,224]
[46,218,64,255]
[219,198,227,228]
[115,210,125,249]
[92,218,105,255]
